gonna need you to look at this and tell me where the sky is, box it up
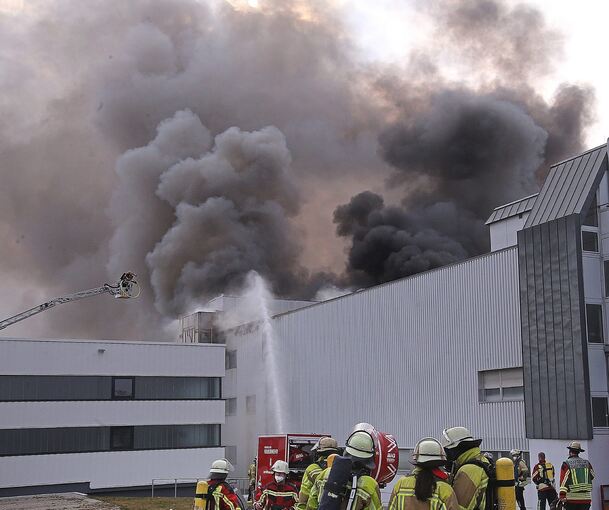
[343,0,608,147]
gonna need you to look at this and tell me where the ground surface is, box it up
[0,493,194,510]
[96,496,193,510]
[0,493,118,510]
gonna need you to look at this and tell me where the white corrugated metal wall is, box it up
[271,247,525,451]
[224,247,527,478]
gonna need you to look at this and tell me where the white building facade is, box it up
[216,143,609,510]
[0,338,225,495]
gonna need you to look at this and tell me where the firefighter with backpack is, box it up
[255,460,299,510]
[307,430,382,510]
[441,427,493,510]
[388,437,459,510]
[194,458,245,510]
[297,437,340,510]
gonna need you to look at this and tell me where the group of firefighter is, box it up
[196,426,595,510]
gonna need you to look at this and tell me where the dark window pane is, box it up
[112,377,134,399]
[226,398,237,416]
[583,196,598,227]
[582,231,598,252]
[592,397,609,427]
[484,388,501,402]
[226,350,237,369]
[586,304,604,343]
[0,376,110,401]
[110,427,134,450]
[503,386,524,400]
[133,377,221,399]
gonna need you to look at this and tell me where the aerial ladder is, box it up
[0,272,140,331]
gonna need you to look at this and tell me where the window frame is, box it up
[111,376,135,400]
[110,426,134,450]
[592,396,609,428]
[585,303,604,344]
[478,367,525,403]
[582,230,599,253]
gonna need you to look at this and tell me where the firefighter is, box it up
[248,457,258,502]
[441,427,490,510]
[307,430,382,510]
[255,460,299,510]
[388,437,459,510]
[532,452,557,510]
[296,437,339,510]
[559,442,595,510]
[206,458,244,510]
[511,449,530,510]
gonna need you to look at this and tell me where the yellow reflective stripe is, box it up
[220,493,237,510]
[263,489,298,498]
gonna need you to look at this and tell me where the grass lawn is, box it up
[95,496,194,510]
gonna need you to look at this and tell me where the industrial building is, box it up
[1,142,608,508]
[0,338,225,496]
[205,142,609,510]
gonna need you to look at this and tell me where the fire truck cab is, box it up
[256,434,327,491]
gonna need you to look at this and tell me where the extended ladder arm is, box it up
[0,272,140,331]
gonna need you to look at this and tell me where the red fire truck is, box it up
[255,426,399,491]
[256,434,325,490]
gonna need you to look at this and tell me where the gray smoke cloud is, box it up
[334,0,595,286]
[0,0,597,339]
[110,109,307,317]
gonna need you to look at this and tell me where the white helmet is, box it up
[441,427,478,449]
[271,460,290,474]
[510,449,521,457]
[412,437,446,465]
[210,458,234,474]
[345,430,375,468]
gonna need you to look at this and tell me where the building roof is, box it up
[524,143,608,228]
[485,193,539,225]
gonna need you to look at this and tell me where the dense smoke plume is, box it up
[334,0,595,287]
[0,0,596,339]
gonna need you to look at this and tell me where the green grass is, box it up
[95,496,194,510]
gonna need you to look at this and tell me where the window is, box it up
[246,395,256,415]
[110,426,134,450]
[225,445,237,465]
[198,328,213,343]
[592,397,609,427]
[582,231,599,252]
[226,350,237,369]
[583,196,598,227]
[226,398,237,416]
[0,376,221,402]
[112,377,134,399]
[479,368,524,402]
[0,424,221,456]
[605,261,609,297]
[586,304,604,343]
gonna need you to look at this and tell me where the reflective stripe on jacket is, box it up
[306,467,382,510]
[451,448,490,510]
[559,457,595,503]
[257,481,298,510]
[297,461,326,510]
[388,469,460,510]
[210,482,244,510]
[532,462,555,492]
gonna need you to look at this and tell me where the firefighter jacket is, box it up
[532,462,555,492]
[256,480,299,510]
[297,457,329,510]
[559,456,595,504]
[207,481,244,510]
[450,447,490,510]
[514,458,530,488]
[307,467,382,510]
[388,467,460,510]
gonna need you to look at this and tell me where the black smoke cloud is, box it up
[334,0,595,287]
